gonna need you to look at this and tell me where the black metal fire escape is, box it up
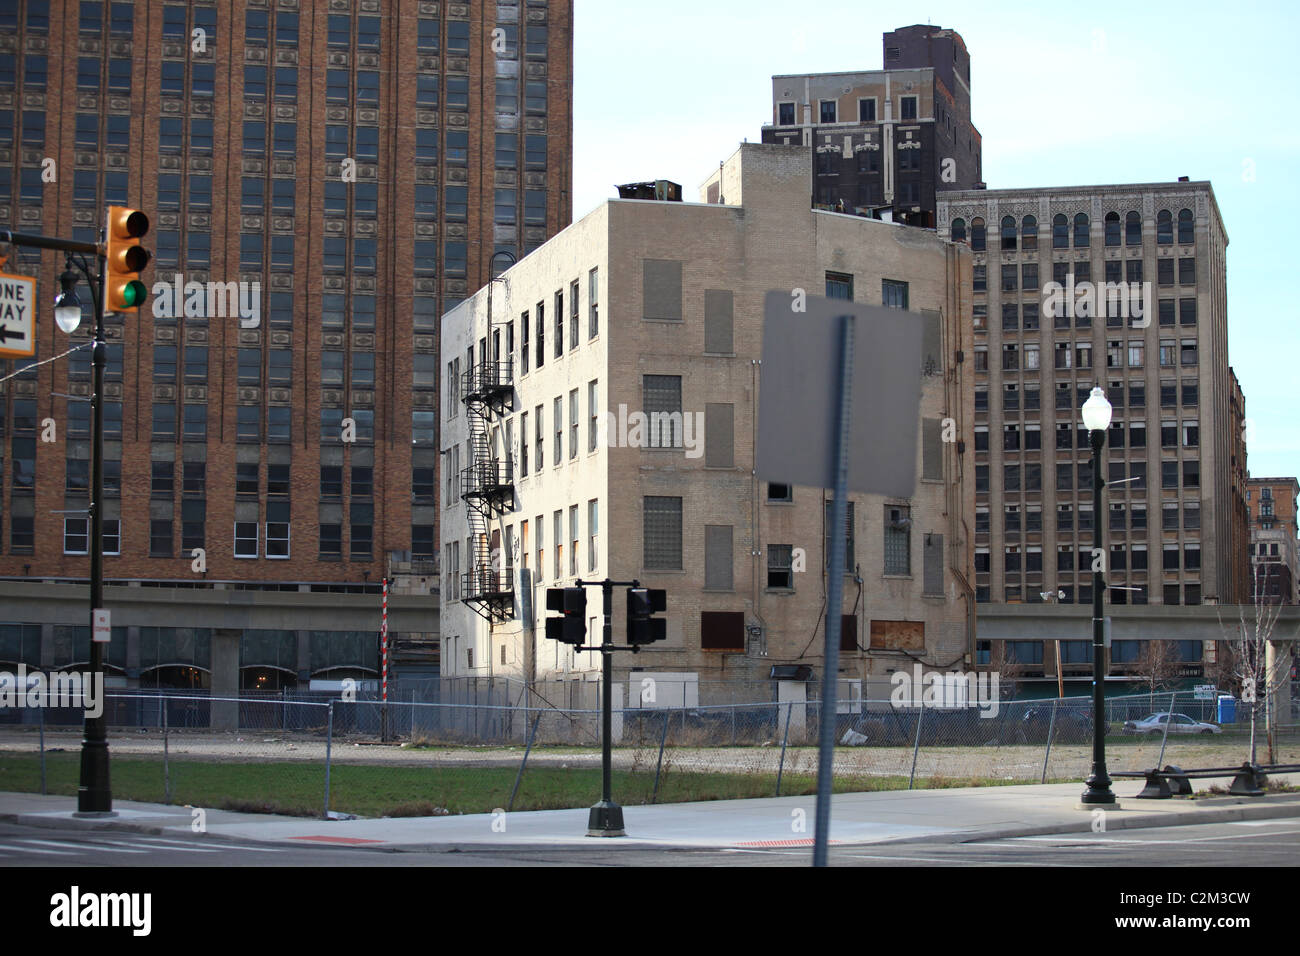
[460,359,515,622]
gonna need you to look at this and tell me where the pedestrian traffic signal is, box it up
[626,587,666,645]
[545,586,587,646]
[104,206,150,313]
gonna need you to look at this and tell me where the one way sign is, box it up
[0,271,36,360]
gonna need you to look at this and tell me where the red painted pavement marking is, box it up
[290,835,386,845]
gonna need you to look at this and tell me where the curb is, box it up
[4,793,1299,853]
[871,796,1300,846]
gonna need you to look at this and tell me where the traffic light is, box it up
[626,587,666,645]
[545,586,587,646]
[104,206,150,313]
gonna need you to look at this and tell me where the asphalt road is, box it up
[1,818,1297,867]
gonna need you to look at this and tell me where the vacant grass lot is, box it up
[0,752,1046,818]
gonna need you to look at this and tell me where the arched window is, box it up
[1177,208,1194,244]
[970,217,986,251]
[1000,215,1017,251]
[1073,212,1089,247]
[1104,211,1120,246]
[951,217,966,242]
[1125,211,1141,246]
[1022,215,1038,251]
[1156,209,1173,245]
[1052,214,1068,249]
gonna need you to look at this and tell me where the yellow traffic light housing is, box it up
[104,206,150,312]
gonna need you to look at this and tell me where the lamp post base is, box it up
[587,800,625,837]
[76,738,112,814]
[1080,770,1117,806]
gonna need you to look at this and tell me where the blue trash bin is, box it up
[1217,695,1236,724]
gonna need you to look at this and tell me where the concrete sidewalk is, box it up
[4,775,1299,851]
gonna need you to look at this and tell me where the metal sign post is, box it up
[814,314,855,868]
[756,292,924,867]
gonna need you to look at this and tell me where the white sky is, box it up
[572,0,1300,482]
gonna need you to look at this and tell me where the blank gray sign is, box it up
[756,291,924,497]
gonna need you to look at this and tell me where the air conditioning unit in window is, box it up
[889,508,911,530]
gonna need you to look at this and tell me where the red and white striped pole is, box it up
[380,576,390,703]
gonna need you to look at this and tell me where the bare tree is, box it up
[1133,640,1183,705]
[1217,592,1298,764]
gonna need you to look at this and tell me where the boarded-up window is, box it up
[923,533,944,596]
[704,525,733,589]
[705,403,733,467]
[869,619,924,650]
[701,611,745,651]
[643,496,683,569]
[643,259,682,321]
[704,289,733,353]
[921,309,942,375]
[922,417,943,480]
[840,614,858,652]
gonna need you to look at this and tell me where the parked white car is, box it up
[1122,712,1222,735]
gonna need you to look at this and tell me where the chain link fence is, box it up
[1,689,1296,818]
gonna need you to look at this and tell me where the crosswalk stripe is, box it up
[112,840,220,853]
[0,842,76,855]
[19,839,148,855]
[104,836,282,854]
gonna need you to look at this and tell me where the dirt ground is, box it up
[3,726,1294,782]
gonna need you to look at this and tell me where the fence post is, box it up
[324,700,334,818]
[775,702,793,798]
[1040,697,1059,785]
[651,708,670,804]
[507,712,541,812]
[163,702,171,805]
[38,702,46,796]
[908,700,925,790]
[1156,690,1176,768]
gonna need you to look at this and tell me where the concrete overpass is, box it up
[0,580,440,729]
[0,580,438,633]
[977,602,1300,644]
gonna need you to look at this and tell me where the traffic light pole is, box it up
[0,227,113,815]
[80,241,111,814]
[575,577,643,837]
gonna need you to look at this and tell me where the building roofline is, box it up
[938,180,1227,244]
[771,67,934,81]
[939,180,1216,197]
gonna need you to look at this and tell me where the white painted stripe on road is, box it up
[19,839,148,855]
[0,842,77,856]
[140,837,282,853]
[1014,828,1300,846]
[111,840,221,853]
[1228,820,1289,827]
[840,852,1062,866]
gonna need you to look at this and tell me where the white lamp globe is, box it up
[1081,386,1113,432]
[54,303,82,334]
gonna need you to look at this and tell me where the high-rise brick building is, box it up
[759,24,981,228]
[937,181,1236,610]
[0,0,573,687]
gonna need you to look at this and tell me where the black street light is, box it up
[2,218,144,815]
[1080,385,1117,806]
[56,252,113,815]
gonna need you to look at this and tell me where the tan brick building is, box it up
[0,0,573,688]
[937,182,1236,615]
[1247,476,1299,604]
[441,143,975,702]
